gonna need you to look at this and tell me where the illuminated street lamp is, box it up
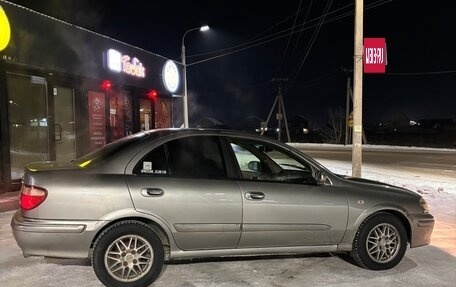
[181,25,209,128]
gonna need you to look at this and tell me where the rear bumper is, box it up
[409,213,434,248]
[11,211,106,259]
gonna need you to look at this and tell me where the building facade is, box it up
[0,2,183,191]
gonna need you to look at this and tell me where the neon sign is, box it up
[106,49,146,78]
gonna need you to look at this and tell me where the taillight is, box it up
[20,184,48,211]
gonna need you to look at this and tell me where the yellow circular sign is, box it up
[0,6,11,51]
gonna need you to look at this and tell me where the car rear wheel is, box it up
[352,212,407,270]
[92,220,164,287]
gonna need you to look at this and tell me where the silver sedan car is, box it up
[11,129,434,287]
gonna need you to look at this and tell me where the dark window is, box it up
[167,136,227,178]
[133,136,227,178]
[133,145,168,175]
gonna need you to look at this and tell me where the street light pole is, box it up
[181,42,189,128]
[181,25,209,128]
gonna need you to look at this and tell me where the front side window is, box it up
[229,138,316,185]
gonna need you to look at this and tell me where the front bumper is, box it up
[409,213,435,248]
[11,211,106,259]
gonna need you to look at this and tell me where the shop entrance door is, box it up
[140,98,152,131]
[7,73,49,181]
[54,86,76,162]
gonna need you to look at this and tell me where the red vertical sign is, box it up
[88,91,106,150]
[364,38,386,73]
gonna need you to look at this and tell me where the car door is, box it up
[228,137,348,248]
[125,135,242,250]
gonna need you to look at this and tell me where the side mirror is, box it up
[248,161,262,172]
[314,170,330,185]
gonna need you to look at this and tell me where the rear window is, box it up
[73,132,159,168]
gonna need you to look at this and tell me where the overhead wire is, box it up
[287,0,315,73]
[277,0,304,75]
[187,0,390,60]
[186,0,392,67]
[289,0,334,89]
[186,1,358,60]
[384,70,456,75]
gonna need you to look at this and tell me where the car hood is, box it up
[337,174,419,197]
[26,161,79,171]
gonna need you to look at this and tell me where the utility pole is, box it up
[261,78,291,142]
[352,0,364,177]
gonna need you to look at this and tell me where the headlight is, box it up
[419,197,429,214]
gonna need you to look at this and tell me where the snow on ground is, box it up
[317,159,456,198]
[318,158,456,221]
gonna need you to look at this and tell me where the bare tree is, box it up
[319,107,345,144]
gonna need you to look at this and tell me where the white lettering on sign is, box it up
[121,55,146,78]
[365,48,384,64]
[107,49,146,78]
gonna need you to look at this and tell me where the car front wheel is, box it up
[92,220,165,287]
[352,212,407,270]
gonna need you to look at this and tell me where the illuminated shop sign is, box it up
[363,38,387,74]
[162,60,180,93]
[0,5,11,51]
[106,49,146,78]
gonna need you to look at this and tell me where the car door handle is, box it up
[245,191,265,200]
[141,188,164,197]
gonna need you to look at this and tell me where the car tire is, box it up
[91,220,165,287]
[351,212,407,270]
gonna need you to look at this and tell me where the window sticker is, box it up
[141,161,167,175]
[143,161,152,171]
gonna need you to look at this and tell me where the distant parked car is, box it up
[11,129,434,287]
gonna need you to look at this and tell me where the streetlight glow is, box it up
[181,25,210,128]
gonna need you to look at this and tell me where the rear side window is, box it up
[134,136,227,178]
[167,136,227,178]
[133,145,168,175]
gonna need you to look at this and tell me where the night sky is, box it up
[6,0,456,128]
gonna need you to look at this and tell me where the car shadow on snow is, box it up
[165,252,335,265]
[45,257,91,266]
[165,251,425,276]
[44,246,455,281]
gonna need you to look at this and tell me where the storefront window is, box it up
[108,90,132,142]
[88,89,133,151]
[7,73,48,180]
[123,90,133,136]
[155,97,171,128]
[140,99,152,131]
